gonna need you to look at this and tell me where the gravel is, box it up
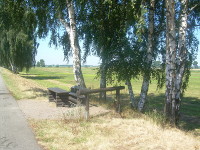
[17,99,110,120]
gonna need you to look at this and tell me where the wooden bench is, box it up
[47,87,69,107]
[48,86,125,120]
[47,87,86,107]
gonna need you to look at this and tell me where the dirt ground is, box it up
[17,99,110,120]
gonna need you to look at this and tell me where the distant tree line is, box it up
[193,61,199,69]
[36,59,45,67]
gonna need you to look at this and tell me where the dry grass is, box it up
[30,116,200,150]
[0,68,47,100]
[1,67,200,150]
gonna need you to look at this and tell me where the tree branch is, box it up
[59,14,70,33]
[188,3,199,15]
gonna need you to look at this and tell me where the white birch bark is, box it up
[9,59,18,74]
[126,79,135,107]
[165,0,177,123]
[175,0,188,122]
[99,58,106,100]
[138,0,155,111]
[63,0,86,88]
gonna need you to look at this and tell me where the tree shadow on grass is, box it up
[24,88,48,99]
[21,75,65,80]
[20,73,40,76]
[120,93,200,133]
[179,97,200,132]
[145,94,200,133]
[68,91,200,133]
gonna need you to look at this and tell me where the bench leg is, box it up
[56,94,64,107]
[85,94,89,120]
[48,91,55,102]
[115,89,121,113]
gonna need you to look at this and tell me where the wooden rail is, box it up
[76,86,125,120]
[47,88,85,107]
[77,86,125,95]
[48,86,125,120]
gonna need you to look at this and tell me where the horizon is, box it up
[36,32,200,66]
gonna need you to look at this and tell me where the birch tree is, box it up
[78,1,132,98]
[60,0,86,87]
[99,58,107,100]
[126,80,135,107]
[138,0,155,111]
[164,0,199,124]
[31,0,86,87]
[164,0,177,123]
[174,0,188,123]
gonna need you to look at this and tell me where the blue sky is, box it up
[36,33,200,66]
[195,32,200,65]
[36,39,100,66]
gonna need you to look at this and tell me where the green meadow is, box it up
[2,67,200,134]
[19,67,200,130]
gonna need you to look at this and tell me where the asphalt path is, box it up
[0,72,42,150]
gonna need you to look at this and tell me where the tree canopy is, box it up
[0,0,199,124]
[0,0,38,73]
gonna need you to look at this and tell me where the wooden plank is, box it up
[68,96,85,105]
[47,87,68,94]
[69,92,85,99]
[68,96,79,104]
[79,86,125,95]
[56,101,65,107]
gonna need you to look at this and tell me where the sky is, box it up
[195,32,200,64]
[36,33,200,66]
[36,39,100,66]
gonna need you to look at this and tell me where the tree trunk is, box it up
[66,0,86,88]
[99,57,106,100]
[9,59,18,74]
[138,0,155,111]
[138,76,150,111]
[126,79,135,108]
[164,0,177,124]
[175,0,188,123]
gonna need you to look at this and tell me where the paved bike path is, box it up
[0,73,42,150]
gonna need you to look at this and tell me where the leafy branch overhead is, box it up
[0,0,38,73]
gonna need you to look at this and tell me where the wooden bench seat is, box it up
[47,87,69,107]
[47,87,86,107]
[48,87,68,94]
[48,85,125,120]
[68,92,86,105]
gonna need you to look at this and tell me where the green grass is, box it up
[20,67,100,90]
[2,67,200,134]
[1,70,23,99]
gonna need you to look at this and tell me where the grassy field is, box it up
[13,67,200,118]
[1,67,200,150]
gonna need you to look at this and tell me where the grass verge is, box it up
[30,115,200,150]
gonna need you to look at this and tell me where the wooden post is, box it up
[77,86,125,117]
[85,94,89,120]
[48,91,54,102]
[116,89,121,113]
